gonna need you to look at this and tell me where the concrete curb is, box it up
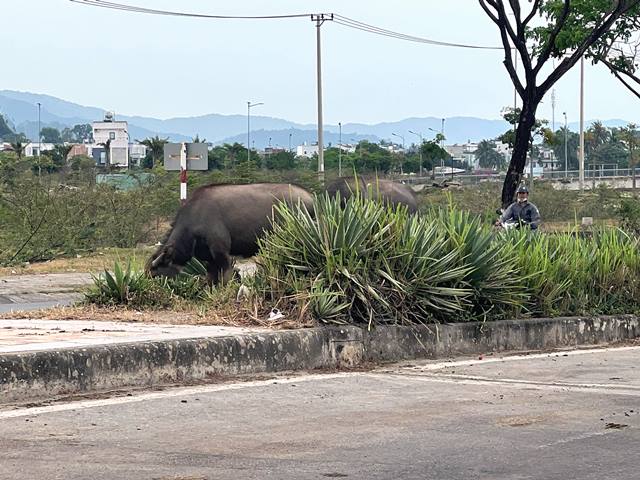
[1,315,639,404]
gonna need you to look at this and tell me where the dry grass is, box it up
[0,300,315,330]
[0,247,155,276]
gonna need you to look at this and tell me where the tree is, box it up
[475,140,506,170]
[480,0,640,207]
[40,127,62,144]
[549,127,580,171]
[420,140,450,177]
[618,123,639,193]
[139,135,168,167]
[9,140,26,161]
[62,124,93,144]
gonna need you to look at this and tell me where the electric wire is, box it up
[70,0,503,50]
[69,0,312,19]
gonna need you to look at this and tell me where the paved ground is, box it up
[0,273,91,313]
[1,345,639,479]
[0,319,267,354]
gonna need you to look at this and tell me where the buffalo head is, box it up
[146,244,183,278]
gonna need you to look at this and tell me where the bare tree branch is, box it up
[538,2,629,99]
[522,0,542,26]
[478,0,525,96]
[533,0,570,75]
[601,56,640,100]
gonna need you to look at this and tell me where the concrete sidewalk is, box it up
[0,319,267,354]
[0,273,92,313]
[1,314,639,405]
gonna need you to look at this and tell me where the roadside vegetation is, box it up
[80,195,640,327]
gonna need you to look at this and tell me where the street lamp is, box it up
[408,130,423,177]
[392,132,404,175]
[247,101,263,164]
[428,126,445,178]
[338,122,342,177]
[563,112,568,179]
[36,102,41,157]
[288,132,292,154]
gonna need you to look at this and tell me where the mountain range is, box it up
[0,90,635,149]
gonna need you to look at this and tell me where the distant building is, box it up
[66,144,90,160]
[296,143,319,158]
[446,141,478,168]
[128,143,147,166]
[92,112,129,167]
[24,142,55,157]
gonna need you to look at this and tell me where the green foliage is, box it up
[61,124,93,144]
[85,259,214,308]
[618,197,640,233]
[475,140,506,170]
[253,194,640,325]
[139,135,169,167]
[254,194,527,326]
[41,127,62,144]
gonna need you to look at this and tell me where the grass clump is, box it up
[253,194,640,326]
[85,259,213,309]
[253,194,528,326]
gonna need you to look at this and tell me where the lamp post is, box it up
[392,132,404,175]
[288,132,292,154]
[408,130,423,177]
[36,102,41,157]
[563,112,568,179]
[247,101,263,164]
[338,122,342,177]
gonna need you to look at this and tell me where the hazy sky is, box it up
[2,0,637,125]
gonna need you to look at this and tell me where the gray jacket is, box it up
[500,201,541,229]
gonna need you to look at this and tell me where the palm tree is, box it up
[9,140,26,161]
[139,135,169,167]
[474,140,505,170]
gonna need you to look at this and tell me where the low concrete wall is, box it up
[1,315,638,404]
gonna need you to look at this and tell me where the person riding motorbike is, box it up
[494,185,541,230]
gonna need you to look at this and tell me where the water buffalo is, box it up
[326,176,418,213]
[147,183,314,284]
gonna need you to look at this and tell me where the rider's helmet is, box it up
[516,185,529,203]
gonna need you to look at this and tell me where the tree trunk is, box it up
[501,97,538,208]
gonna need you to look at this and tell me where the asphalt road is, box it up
[1,346,640,480]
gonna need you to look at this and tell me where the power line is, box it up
[69,0,311,19]
[69,0,503,50]
[333,15,502,50]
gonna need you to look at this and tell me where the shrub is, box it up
[618,197,640,234]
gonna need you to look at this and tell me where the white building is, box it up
[24,142,55,157]
[92,112,129,167]
[296,143,319,158]
[128,143,148,166]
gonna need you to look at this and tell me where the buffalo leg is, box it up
[207,252,234,285]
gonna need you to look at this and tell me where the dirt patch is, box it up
[0,247,154,276]
[0,303,313,329]
[497,415,550,427]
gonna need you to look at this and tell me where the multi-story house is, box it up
[92,112,129,167]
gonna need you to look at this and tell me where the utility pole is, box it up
[409,130,423,177]
[392,133,405,176]
[247,101,264,165]
[551,89,556,132]
[338,121,342,178]
[563,112,568,179]
[441,118,448,179]
[37,102,41,178]
[311,13,333,185]
[579,57,585,191]
[37,102,41,156]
